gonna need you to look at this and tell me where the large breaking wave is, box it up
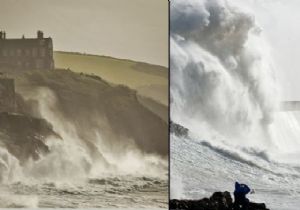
[170,0,300,209]
[0,69,168,207]
[170,0,300,160]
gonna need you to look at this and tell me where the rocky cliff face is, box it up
[0,68,168,165]
[0,77,15,113]
[0,112,59,163]
[170,121,189,137]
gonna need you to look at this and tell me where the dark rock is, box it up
[0,112,61,163]
[170,191,269,210]
[0,77,15,113]
[210,191,232,210]
[170,121,189,137]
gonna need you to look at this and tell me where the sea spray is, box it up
[170,1,300,208]
[0,69,168,207]
[0,193,38,208]
[170,169,185,199]
[171,0,278,149]
[18,86,167,181]
[0,147,23,183]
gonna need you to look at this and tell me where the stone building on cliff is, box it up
[0,30,54,70]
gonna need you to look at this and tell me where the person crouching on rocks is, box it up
[234,182,251,209]
[233,182,267,210]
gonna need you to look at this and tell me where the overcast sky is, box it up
[0,0,168,67]
[232,0,300,101]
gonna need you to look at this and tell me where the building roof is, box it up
[0,37,52,48]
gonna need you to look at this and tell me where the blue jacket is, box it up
[234,182,251,203]
[235,182,251,195]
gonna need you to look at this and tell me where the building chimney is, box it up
[0,31,7,39]
[37,30,43,39]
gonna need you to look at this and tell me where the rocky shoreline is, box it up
[170,191,269,210]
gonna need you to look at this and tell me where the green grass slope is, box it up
[54,51,168,106]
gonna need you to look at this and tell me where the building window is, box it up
[36,60,44,69]
[32,48,38,57]
[40,48,46,57]
[17,61,22,67]
[17,49,22,56]
[2,50,7,57]
[48,42,52,49]
[39,40,45,45]
[9,49,15,56]
[25,49,31,56]
[25,61,30,68]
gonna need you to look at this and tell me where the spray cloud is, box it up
[170,0,278,141]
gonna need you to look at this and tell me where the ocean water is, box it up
[0,176,167,208]
[171,122,300,210]
[170,0,300,209]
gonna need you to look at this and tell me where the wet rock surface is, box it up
[170,121,189,137]
[170,191,269,210]
[0,112,60,163]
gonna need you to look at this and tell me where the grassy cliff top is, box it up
[54,51,168,105]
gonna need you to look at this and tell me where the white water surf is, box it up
[170,0,300,209]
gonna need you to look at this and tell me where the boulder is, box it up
[0,112,60,163]
[170,191,269,210]
[170,121,189,137]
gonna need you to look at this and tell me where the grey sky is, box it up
[0,0,168,67]
[233,0,300,101]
